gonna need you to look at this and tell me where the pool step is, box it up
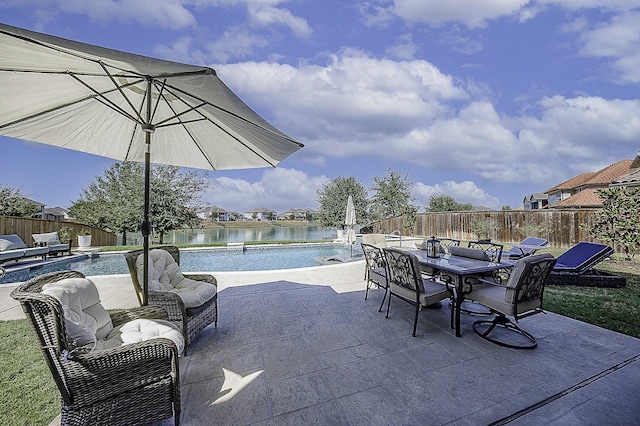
[227,242,246,251]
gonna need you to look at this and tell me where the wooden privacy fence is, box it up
[0,216,116,247]
[372,209,606,250]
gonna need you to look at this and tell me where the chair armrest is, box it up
[110,305,169,327]
[149,291,187,323]
[183,273,217,286]
[63,338,179,407]
[468,276,503,287]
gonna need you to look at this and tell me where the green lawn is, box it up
[2,246,639,425]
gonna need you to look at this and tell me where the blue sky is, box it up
[1,0,639,215]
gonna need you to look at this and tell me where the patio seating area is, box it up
[2,261,639,425]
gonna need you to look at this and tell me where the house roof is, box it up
[544,159,633,193]
[545,172,596,193]
[610,167,640,187]
[579,159,633,187]
[547,188,603,208]
[523,193,548,201]
[245,207,276,213]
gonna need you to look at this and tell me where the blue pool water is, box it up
[1,244,363,283]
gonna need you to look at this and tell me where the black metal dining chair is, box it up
[467,253,557,349]
[383,248,451,337]
[361,243,389,312]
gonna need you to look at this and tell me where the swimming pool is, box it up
[1,243,363,283]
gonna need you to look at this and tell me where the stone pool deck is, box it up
[1,261,639,425]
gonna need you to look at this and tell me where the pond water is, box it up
[119,224,339,246]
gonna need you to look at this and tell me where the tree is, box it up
[370,169,416,221]
[69,162,207,245]
[70,162,144,244]
[149,165,207,243]
[0,184,40,217]
[317,176,369,227]
[582,186,640,260]
[426,194,472,212]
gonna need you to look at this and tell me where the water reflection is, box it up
[118,224,338,246]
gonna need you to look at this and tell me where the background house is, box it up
[243,207,277,221]
[522,193,548,210]
[278,208,318,221]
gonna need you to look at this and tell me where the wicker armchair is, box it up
[10,270,181,426]
[124,246,218,355]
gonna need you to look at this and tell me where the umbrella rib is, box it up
[157,85,282,168]
[98,61,146,123]
[164,82,303,148]
[124,95,147,161]
[67,72,144,125]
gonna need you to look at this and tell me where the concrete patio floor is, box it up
[2,261,640,425]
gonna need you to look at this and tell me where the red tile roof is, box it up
[548,188,603,208]
[545,172,595,193]
[580,159,633,187]
[545,159,633,193]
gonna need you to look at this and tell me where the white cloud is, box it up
[386,33,420,60]
[215,48,468,142]
[247,3,312,39]
[414,180,501,209]
[358,1,398,28]
[576,11,640,83]
[26,0,197,30]
[438,26,485,55]
[213,49,639,193]
[205,168,328,212]
[392,0,530,28]
[153,36,208,64]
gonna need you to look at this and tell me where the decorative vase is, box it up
[78,235,92,248]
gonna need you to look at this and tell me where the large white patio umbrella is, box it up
[344,195,357,257]
[0,23,303,304]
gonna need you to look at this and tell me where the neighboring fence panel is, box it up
[372,209,604,249]
[0,216,116,247]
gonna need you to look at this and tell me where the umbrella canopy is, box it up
[344,195,357,255]
[0,23,304,304]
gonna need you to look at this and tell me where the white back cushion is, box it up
[136,249,217,308]
[42,277,113,350]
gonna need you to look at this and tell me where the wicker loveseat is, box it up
[10,270,182,426]
[124,246,218,355]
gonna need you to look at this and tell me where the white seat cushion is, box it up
[138,249,217,309]
[97,318,185,354]
[43,277,185,354]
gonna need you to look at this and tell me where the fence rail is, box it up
[373,209,608,250]
[0,216,116,247]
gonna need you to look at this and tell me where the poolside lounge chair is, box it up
[32,231,72,257]
[545,242,626,288]
[503,236,550,260]
[10,270,183,425]
[0,234,49,263]
[124,246,218,355]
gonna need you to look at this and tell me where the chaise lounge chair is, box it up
[545,242,626,288]
[503,236,550,260]
[32,231,72,257]
[0,234,49,264]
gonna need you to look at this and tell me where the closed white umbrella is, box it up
[0,23,303,304]
[344,195,357,256]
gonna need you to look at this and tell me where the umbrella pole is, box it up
[141,79,154,306]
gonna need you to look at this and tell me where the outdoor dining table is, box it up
[407,249,515,337]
